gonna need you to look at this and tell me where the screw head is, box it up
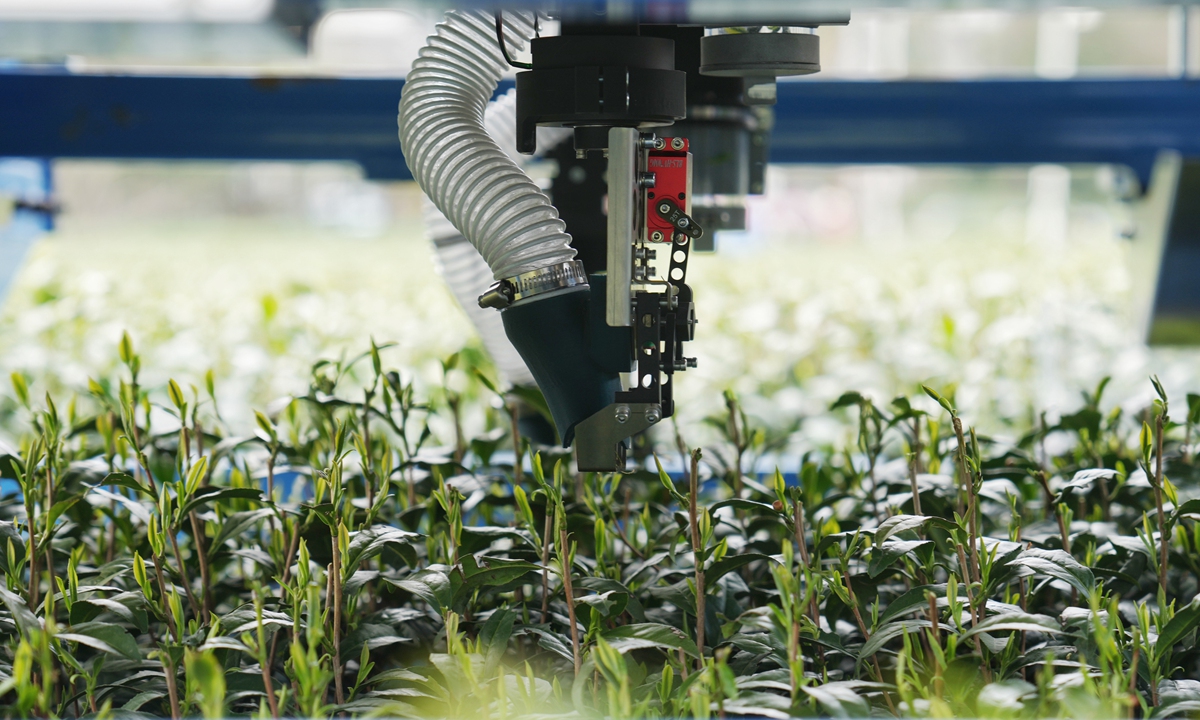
[615,405,630,423]
[654,138,666,150]
[658,202,671,215]
[650,230,664,242]
[671,137,685,150]
[645,408,661,424]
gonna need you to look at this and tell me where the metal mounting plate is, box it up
[575,402,661,472]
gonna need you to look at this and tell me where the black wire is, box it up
[495,11,533,70]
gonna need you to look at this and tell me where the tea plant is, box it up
[1,335,1200,718]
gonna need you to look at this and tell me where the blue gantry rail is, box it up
[4,68,1200,190]
[5,67,1200,335]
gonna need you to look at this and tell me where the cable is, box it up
[495,11,533,69]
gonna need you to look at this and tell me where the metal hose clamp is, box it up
[478,260,589,309]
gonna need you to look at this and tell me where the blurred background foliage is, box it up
[0,158,1189,458]
[4,1,1200,456]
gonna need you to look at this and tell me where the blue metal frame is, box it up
[0,158,52,305]
[0,68,410,180]
[4,68,1200,189]
[770,78,1200,192]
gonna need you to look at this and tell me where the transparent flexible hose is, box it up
[424,90,570,387]
[399,9,576,280]
[431,233,537,386]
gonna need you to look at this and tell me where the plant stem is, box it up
[508,401,522,485]
[44,457,55,616]
[689,448,706,667]
[792,499,822,639]
[152,553,180,642]
[541,508,553,624]
[926,592,943,698]
[965,470,983,612]
[188,511,213,617]
[331,532,345,705]
[951,417,968,531]
[727,396,744,498]
[1129,628,1140,691]
[162,653,182,720]
[267,515,302,688]
[363,390,374,510]
[953,545,992,682]
[105,413,118,564]
[168,527,202,619]
[26,479,39,611]
[909,417,923,518]
[406,465,416,510]
[450,396,465,467]
[1154,412,1169,598]
[843,568,897,714]
[558,517,581,676]
[261,657,281,719]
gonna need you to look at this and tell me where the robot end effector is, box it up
[413,13,837,471]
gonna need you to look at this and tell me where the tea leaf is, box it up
[959,611,1061,639]
[9,373,28,408]
[601,623,700,658]
[0,587,38,637]
[868,539,932,578]
[179,486,261,516]
[58,622,141,660]
[1157,595,1200,657]
[921,385,955,416]
[1012,548,1095,599]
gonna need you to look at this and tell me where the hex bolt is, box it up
[670,137,685,150]
[615,405,630,424]
[677,216,689,228]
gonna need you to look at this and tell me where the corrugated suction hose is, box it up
[400,10,623,446]
[399,10,575,280]
[424,90,571,388]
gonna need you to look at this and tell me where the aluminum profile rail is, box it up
[606,127,638,327]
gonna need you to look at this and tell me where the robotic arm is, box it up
[400,10,840,472]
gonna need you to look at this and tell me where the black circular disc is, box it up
[699,32,820,77]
